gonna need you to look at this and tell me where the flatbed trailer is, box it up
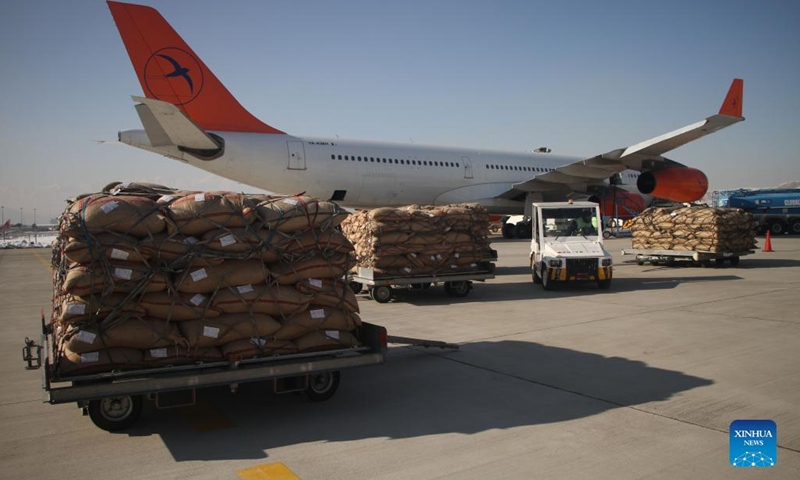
[22,319,457,431]
[349,265,495,303]
[621,248,754,267]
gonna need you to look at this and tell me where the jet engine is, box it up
[636,167,708,203]
[589,189,646,219]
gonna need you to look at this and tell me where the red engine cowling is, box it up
[591,190,646,219]
[636,167,708,203]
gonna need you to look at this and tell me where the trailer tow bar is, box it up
[387,335,459,350]
[22,337,42,370]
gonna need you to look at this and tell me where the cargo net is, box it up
[340,204,496,276]
[630,205,757,252]
[50,182,361,377]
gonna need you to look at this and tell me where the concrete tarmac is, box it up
[1,236,798,479]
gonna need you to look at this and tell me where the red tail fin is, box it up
[108,1,283,134]
[719,78,743,118]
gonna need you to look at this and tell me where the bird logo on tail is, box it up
[143,47,204,106]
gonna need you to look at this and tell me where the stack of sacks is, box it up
[630,206,756,252]
[340,204,494,276]
[51,182,360,377]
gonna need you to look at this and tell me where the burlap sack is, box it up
[76,195,165,237]
[63,233,149,265]
[201,227,282,262]
[270,253,351,285]
[58,347,143,376]
[249,195,347,233]
[294,330,359,352]
[63,263,168,296]
[57,293,146,324]
[211,284,311,316]
[221,338,297,359]
[168,192,255,236]
[143,345,224,365]
[174,259,270,294]
[63,317,185,353]
[274,307,361,341]
[178,313,281,347]
[295,278,359,313]
[139,291,220,321]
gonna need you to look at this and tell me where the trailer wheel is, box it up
[348,281,363,295]
[88,395,143,432]
[444,281,472,297]
[715,258,726,266]
[371,286,393,303]
[541,263,554,290]
[305,371,340,402]
[636,255,645,266]
[729,256,740,266]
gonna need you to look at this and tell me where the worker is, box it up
[568,211,597,235]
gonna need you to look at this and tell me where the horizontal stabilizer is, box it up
[133,96,220,150]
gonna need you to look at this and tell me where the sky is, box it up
[1,0,799,224]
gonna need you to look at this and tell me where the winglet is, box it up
[108,1,284,134]
[719,78,744,118]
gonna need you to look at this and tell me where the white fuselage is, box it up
[121,130,642,214]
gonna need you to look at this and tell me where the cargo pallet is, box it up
[348,264,495,303]
[22,317,457,431]
[621,248,754,267]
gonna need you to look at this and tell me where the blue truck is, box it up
[712,189,800,235]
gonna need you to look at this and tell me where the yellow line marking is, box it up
[30,248,53,271]
[237,462,302,480]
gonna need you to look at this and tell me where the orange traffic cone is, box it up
[763,230,773,252]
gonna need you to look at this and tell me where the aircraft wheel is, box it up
[790,220,800,235]
[769,221,785,236]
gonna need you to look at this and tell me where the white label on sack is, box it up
[454,253,460,258]
[203,326,220,338]
[409,253,417,258]
[76,330,97,344]
[403,267,412,273]
[250,337,267,347]
[190,268,208,282]
[284,198,299,205]
[219,234,237,247]
[110,248,129,260]
[158,195,174,203]
[150,348,168,358]
[309,278,323,288]
[114,268,133,280]
[194,193,205,202]
[310,309,326,319]
[66,303,86,315]
[190,294,206,306]
[81,352,100,363]
[451,265,458,269]
[237,284,254,294]
[436,254,442,260]
[326,330,340,340]
[184,236,199,245]
[471,263,478,267]
[100,201,119,214]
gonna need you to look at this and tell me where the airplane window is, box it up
[456,163,460,168]
[400,160,405,165]
[337,155,342,160]
[330,154,335,160]
[370,158,374,162]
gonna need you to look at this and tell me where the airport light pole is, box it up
[1,206,4,241]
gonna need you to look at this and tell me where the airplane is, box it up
[107,1,744,238]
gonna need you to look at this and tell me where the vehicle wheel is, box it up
[502,223,515,239]
[305,371,340,402]
[372,286,393,303]
[444,281,471,297]
[700,260,713,268]
[603,230,612,239]
[729,256,740,266]
[517,223,532,239]
[770,221,785,235]
[88,395,143,432]
[715,258,725,266]
[541,262,554,290]
[348,281,363,295]
[597,279,611,290]
[636,255,644,266]
[790,220,800,235]
[532,260,542,284]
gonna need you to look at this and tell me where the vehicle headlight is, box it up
[602,258,612,266]
[548,259,562,268]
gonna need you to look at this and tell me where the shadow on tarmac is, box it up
[125,340,712,461]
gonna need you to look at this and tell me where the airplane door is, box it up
[462,156,473,179]
[287,141,306,170]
